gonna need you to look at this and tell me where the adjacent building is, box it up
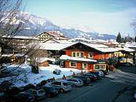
[36,31,69,43]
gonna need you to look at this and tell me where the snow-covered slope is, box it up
[2,12,116,40]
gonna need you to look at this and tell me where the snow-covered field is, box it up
[0,64,81,87]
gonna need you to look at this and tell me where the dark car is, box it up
[12,92,35,102]
[83,73,97,82]
[89,72,102,80]
[36,80,48,88]
[23,84,36,91]
[25,88,46,101]
[42,84,59,97]
[73,75,91,85]
[0,81,14,92]
[0,92,7,102]
[7,86,21,95]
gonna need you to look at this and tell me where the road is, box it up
[41,67,136,102]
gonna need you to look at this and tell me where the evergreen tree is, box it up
[116,32,122,43]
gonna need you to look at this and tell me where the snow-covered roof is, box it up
[116,47,135,52]
[2,54,25,57]
[81,42,118,53]
[81,42,108,48]
[39,42,76,51]
[122,47,135,52]
[36,57,55,63]
[125,42,136,48]
[60,55,97,63]
[2,35,38,40]
[69,38,108,44]
[29,41,118,53]
[95,47,119,53]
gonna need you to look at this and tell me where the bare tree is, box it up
[0,0,23,36]
[0,0,24,54]
[0,0,24,74]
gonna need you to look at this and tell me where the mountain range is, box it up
[6,12,117,40]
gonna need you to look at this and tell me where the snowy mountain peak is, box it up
[2,11,116,40]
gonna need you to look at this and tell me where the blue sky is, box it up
[23,0,136,36]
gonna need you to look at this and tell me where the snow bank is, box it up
[0,64,81,87]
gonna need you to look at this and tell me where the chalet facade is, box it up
[59,42,117,71]
[36,31,69,43]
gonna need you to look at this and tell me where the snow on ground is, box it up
[0,64,81,87]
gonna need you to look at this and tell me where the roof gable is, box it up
[64,42,118,53]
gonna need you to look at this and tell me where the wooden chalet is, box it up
[59,42,118,71]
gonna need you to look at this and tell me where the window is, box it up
[88,52,93,58]
[95,64,106,70]
[72,52,84,58]
[72,52,76,57]
[82,63,87,69]
[77,52,79,57]
[63,83,69,86]
[81,53,84,57]
[102,54,104,59]
[109,54,112,58]
[95,65,99,69]
[70,61,76,67]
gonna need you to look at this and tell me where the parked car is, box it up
[84,73,97,82]
[73,75,91,85]
[7,86,21,95]
[51,80,72,93]
[89,72,102,80]
[12,92,35,102]
[26,88,46,100]
[0,92,7,102]
[36,80,48,88]
[134,90,136,99]
[23,84,36,91]
[0,81,14,92]
[66,78,84,87]
[42,84,59,97]
[100,70,109,75]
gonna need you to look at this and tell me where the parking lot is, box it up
[41,68,136,102]
[1,66,136,102]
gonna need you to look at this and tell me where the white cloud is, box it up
[48,8,136,36]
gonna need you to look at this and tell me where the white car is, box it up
[66,78,84,87]
[51,80,72,93]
